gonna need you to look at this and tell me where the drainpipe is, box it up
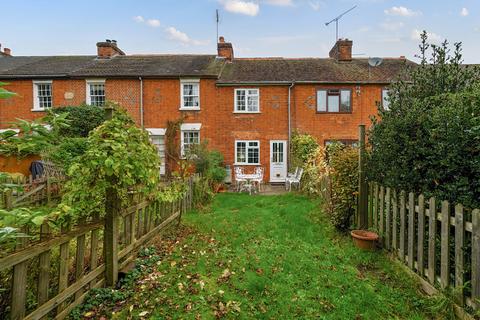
[139,77,144,128]
[288,81,295,169]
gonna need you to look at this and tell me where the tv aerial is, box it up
[325,5,357,41]
[368,57,383,67]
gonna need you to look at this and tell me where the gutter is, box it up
[288,81,295,170]
[139,76,144,128]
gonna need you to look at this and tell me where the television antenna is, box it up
[325,5,357,41]
[216,9,220,43]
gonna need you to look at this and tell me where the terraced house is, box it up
[0,38,413,182]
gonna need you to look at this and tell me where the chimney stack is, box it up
[217,36,234,62]
[329,39,352,62]
[96,39,125,59]
[0,44,12,56]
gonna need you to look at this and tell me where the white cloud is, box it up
[165,27,209,46]
[263,0,294,6]
[411,29,442,43]
[133,15,144,23]
[134,16,161,28]
[460,7,469,17]
[308,1,322,11]
[220,0,260,16]
[384,6,421,17]
[146,19,161,27]
[381,21,404,31]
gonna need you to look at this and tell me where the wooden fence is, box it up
[368,183,480,311]
[0,176,196,320]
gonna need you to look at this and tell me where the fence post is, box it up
[4,189,13,210]
[104,182,119,287]
[358,124,368,229]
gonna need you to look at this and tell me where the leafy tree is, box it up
[368,31,480,208]
[0,82,15,99]
[51,104,105,137]
[56,105,160,224]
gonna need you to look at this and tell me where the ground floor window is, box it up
[235,140,260,164]
[325,139,358,147]
[181,130,200,158]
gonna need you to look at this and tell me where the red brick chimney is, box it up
[217,36,234,62]
[329,39,352,62]
[0,44,12,56]
[96,39,125,59]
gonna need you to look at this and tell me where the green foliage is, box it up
[51,104,105,137]
[0,82,16,99]
[290,132,327,196]
[368,31,480,208]
[328,144,359,230]
[46,138,88,171]
[57,105,160,224]
[0,112,70,158]
[187,141,226,184]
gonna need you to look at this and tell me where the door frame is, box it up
[269,140,287,183]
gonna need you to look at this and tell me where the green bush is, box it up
[368,32,480,208]
[52,104,105,137]
[328,144,359,230]
[187,142,226,184]
[46,138,88,171]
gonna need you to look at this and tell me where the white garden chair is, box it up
[252,167,264,193]
[234,166,246,192]
[285,167,299,190]
[286,168,303,191]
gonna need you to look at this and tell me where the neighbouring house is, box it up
[0,38,414,182]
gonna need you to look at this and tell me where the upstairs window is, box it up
[382,89,390,111]
[33,81,52,110]
[86,80,105,106]
[235,140,260,164]
[235,89,259,113]
[180,79,200,110]
[317,89,351,113]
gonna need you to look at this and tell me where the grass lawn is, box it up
[72,193,432,319]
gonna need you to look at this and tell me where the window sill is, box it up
[233,111,261,114]
[233,163,261,166]
[31,108,47,112]
[316,111,352,114]
[179,107,200,111]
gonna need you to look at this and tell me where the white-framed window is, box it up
[181,131,200,158]
[180,79,200,110]
[33,80,52,110]
[86,80,106,106]
[317,89,351,113]
[235,140,260,165]
[382,89,390,111]
[234,88,259,113]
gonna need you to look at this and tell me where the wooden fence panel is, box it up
[454,204,464,305]
[379,186,385,238]
[373,184,379,230]
[440,201,450,289]
[417,195,425,276]
[427,197,437,285]
[408,192,415,269]
[385,188,391,250]
[473,209,480,309]
[399,191,406,261]
[392,190,398,251]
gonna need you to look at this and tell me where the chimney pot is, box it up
[217,36,234,62]
[4,48,11,56]
[400,55,405,59]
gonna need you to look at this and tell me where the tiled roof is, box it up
[218,58,416,84]
[0,53,415,83]
[0,55,224,79]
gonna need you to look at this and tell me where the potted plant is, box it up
[350,230,379,251]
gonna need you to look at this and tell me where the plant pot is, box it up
[350,230,379,251]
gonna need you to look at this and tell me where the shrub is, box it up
[328,144,359,230]
[368,31,480,208]
[187,142,226,185]
[45,138,88,171]
[51,104,105,137]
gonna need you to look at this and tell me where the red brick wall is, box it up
[293,83,383,145]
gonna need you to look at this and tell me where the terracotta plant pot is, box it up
[350,230,379,251]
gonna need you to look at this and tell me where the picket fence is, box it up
[0,176,196,320]
[368,183,480,311]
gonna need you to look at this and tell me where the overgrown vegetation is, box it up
[51,104,105,137]
[72,193,431,319]
[0,82,16,99]
[368,31,480,208]
[56,105,160,224]
[188,141,226,189]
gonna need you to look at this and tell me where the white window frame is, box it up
[146,128,167,176]
[234,88,260,113]
[180,79,200,110]
[382,88,390,111]
[235,140,260,165]
[32,80,53,111]
[180,129,200,158]
[86,79,106,106]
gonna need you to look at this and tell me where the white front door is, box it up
[270,140,287,183]
[150,135,166,176]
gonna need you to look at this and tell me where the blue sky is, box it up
[1,0,479,62]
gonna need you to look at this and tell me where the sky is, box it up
[1,0,479,63]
